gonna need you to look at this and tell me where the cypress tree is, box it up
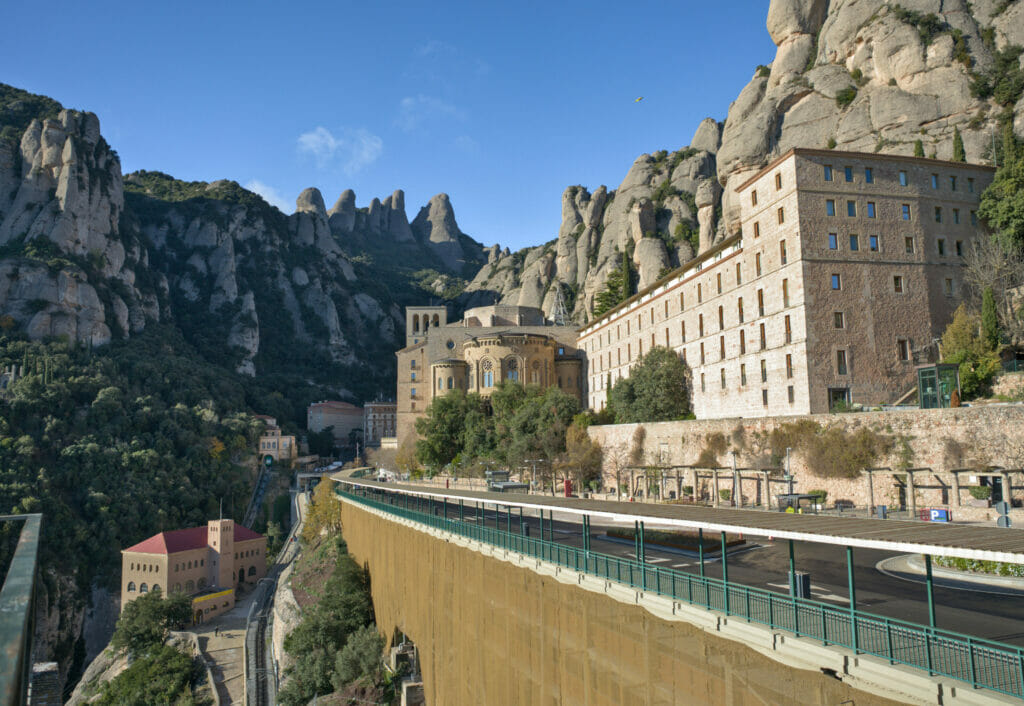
[952,126,966,162]
[914,139,925,158]
[981,287,1000,349]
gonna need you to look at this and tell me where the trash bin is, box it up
[790,571,811,599]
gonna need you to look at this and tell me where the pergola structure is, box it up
[625,464,785,509]
[862,466,1021,517]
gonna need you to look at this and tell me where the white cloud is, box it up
[244,179,290,212]
[396,95,463,132]
[296,126,383,175]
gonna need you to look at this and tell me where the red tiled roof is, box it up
[123,524,264,555]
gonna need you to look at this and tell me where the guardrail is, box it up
[0,514,41,706]
[339,486,1024,699]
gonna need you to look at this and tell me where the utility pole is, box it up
[786,448,794,496]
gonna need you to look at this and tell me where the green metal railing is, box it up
[0,514,41,706]
[340,486,1024,699]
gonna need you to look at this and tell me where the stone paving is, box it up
[193,587,260,705]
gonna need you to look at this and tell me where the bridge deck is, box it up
[334,473,1024,564]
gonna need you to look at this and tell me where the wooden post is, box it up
[1001,471,1011,505]
[866,471,875,513]
[692,468,699,503]
[951,471,962,507]
[907,471,917,518]
[713,470,721,508]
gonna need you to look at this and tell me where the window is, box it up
[410,387,417,396]
[681,322,686,342]
[741,364,747,386]
[483,369,493,387]
[937,238,945,256]
[717,273,722,294]
[828,233,838,250]
[448,377,454,389]
[953,208,960,224]
[893,275,904,293]
[777,207,785,224]
[849,234,859,251]
[931,173,939,189]
[844,166,853,182]
[757,289,765,316]
[719,336,726,360]
[865,167,873,183]
[753,221,760,237]
[869,235,879,252]
[140,583,149,593]
[950,175,957,191]
[786,354,793,378]
[698,314,704,337]
[410,360,416,369]
[700,373,706,392]
[847,200,856,217]
[784,315,792,343]
[127,581,136,592]
[902,204,911,220]
[836,350,848,375]
[780,240,787,264]
[905,236,915,254]
[411,372,416,381]
[970,210,977,226]
[899,170,908,186]
[943,278,954,296]
[934,206,942,223]
[824,165,833,181]
[968,177,974,193]
[737,297,744,323]
[751,190,758,206]
[775,173,782,190]
[831,273,841,290]
[955,240,963,257]
[760,359,767,383]
[834,311,845,329]
[697,283,702,303]
[897,339,911,361]
[718,305,724,330]
[679,293,685,311]
[759,323,767,350]
[736,263,742,285]
[664,301,668,317]
[782,279,789,307]
[721,368,727,389]
[826,199,836,216]
[739,329,746,354]
[755,253,762,276]
[866,202,876,218]
[700,342,705,364]
[437,378,442,390]
[762,388,769,407]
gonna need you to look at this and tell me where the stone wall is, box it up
[587,405,1024,521]
[339,500,902,706]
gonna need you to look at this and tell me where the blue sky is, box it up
[2,1,776,252]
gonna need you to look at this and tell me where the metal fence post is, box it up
[721,531,730,615]
[847,546,858,654]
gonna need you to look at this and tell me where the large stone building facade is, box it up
[579,149,994,418]
[396,305,583,442]
[308,400,364,444]
[120,519,267,624]
[363,400,396,447]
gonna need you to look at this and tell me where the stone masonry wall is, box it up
[588,405,1024,521]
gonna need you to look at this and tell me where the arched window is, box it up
[152,585,161,594]
[413,314,420,333]
[248,566,257,576]
[447,376,454,389]
[139,583,149,593]
[174,583,182,593]
[506,359,518,382]
[188,561,192,569]
[127,582,136,592]
[438,378,443,390]
[481,359,494,387]
[186,580,195,592]
[432,314,440,327]
[198,577,207,588]
[531,360,540,384]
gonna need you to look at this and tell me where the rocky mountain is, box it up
[466,0,1024,323]
[0,83,488,400]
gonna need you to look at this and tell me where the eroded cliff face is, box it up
[466,0,1024,323]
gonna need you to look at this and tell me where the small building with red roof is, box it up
[120,518,267,623]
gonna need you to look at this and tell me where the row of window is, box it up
[130,561,163,572]
[821,199,977,224]
[822,164,977,193]
[174,558,205,571]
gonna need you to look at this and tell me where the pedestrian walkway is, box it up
[192,588,261,704]
[877,554,1024,596]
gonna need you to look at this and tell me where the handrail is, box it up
[0,514,41,706]
[338,486,1024,699]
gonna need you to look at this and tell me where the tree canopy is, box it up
[607,346,691,423]
[941,304,1002,398]
[110,589,192,658]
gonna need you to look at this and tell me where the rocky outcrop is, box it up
[411,193,469,271]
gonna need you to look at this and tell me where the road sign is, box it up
[928,508,951,522]
[997,515,1012,528]
[995,501,1011,516]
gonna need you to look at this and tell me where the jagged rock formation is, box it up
[466,0,1024,323]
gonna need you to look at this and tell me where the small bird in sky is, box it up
[635,96,644,103]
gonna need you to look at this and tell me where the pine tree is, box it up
[952,126,966,162]
[981,287,1001,349]
[914,139,925,158]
